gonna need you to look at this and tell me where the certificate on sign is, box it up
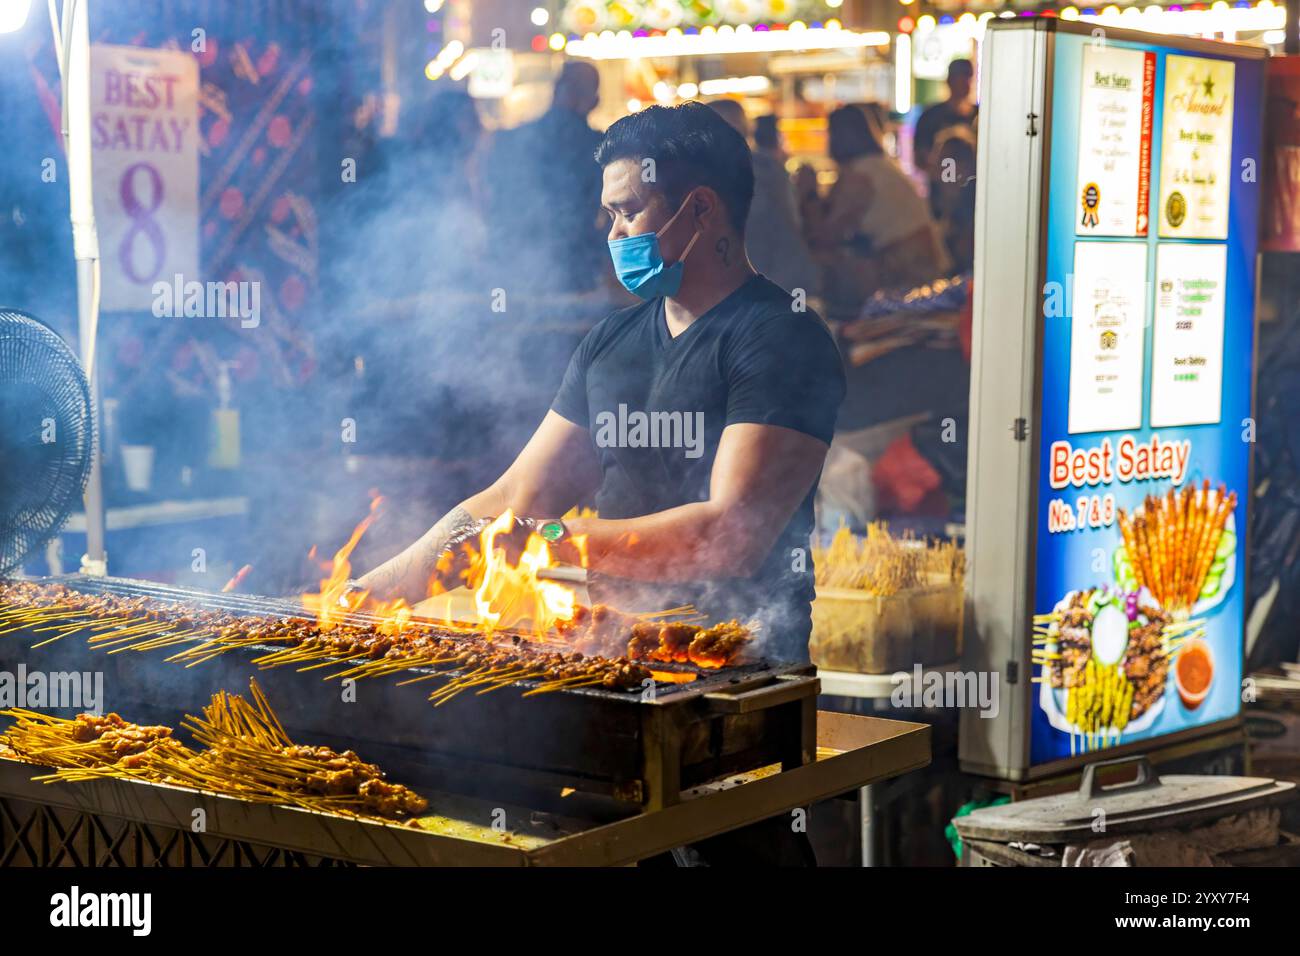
[1075,46,1155,236]
[1158,54,1235,239]
[1067,241,1148,434]
[1150,243,1227,427]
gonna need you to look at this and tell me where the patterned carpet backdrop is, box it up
[14,0,384,412]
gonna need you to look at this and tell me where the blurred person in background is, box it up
[753,113,784,163]
[402,90,488,289]
[706,99,818,298]
[484,60,608,293]
[336,90,486,301]
[798,105,948,315]
[857,101,896,156]
[929,125,978,274]
[913,58,978,215]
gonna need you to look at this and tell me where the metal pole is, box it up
[62,0,106,574]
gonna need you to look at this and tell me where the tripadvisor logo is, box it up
[594,404,705,459]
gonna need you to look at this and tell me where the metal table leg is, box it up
[860,783,876,867]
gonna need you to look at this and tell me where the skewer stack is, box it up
[813,522,963,595]
[0,582,664,705]
[1,680,430,823]
[1117,480,1236,616]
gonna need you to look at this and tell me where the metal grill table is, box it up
[0,711,929,866]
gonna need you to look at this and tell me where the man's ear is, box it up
[693,187,724,229]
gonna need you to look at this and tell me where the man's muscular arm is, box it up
[566,422,829,582]
[355,412,599,602]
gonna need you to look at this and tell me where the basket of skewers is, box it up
[809,523,965,674]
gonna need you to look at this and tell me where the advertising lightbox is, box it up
[960,20,1264,780]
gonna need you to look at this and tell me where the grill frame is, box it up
[1,575,819,812]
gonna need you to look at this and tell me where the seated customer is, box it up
[799,105,949,315]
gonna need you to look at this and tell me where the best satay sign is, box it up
[90,45,199,312]
[1046,433,1191,532]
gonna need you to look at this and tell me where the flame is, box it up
[648,670,698,684]
[303,501,582,639]
[302,494,416,633]
[472,510,577,637]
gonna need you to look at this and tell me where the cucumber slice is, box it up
[1200,572,1222,599]
[1216,528,1236,560]
[1112,548,1141,593]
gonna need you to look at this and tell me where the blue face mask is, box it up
[607,193,702,300]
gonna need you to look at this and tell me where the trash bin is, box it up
[952,755,1300,867]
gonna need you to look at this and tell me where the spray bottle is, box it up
[208,361,240,470]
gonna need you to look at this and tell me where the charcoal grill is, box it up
[1,575,819,813]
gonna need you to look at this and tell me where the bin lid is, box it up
[953,755,1297,843]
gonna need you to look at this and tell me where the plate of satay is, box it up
[1112,480,1237,619]
[1034,586,1205,751]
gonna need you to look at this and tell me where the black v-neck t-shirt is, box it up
[551,275,846,661]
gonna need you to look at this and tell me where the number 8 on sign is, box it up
[118,162,166,284]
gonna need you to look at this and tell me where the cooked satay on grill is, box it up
[628,621,701,663]
[628,622,665,660]
[686,620,754,668]
[624,619,754,667]
[0,582,666,701]
[561,603,641,657]
[2,681,429,823]
[2,709,191,771]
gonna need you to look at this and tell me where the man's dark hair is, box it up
[947,58,974,82]
[595,102,755,233]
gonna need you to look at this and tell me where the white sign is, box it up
[1075,45,1154,237]
[1068,241,1148,435]
[911,25,974,82]
[467,49,514,100]
[90,44,199,311]
[1157,54,1234,240]
[1150,242,1227,427]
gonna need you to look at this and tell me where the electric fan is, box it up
[0,308,96,576]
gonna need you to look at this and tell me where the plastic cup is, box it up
[121,444,155,492]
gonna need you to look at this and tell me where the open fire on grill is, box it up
[296,498,754,669]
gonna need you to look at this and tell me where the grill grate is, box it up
[37,574,786,700]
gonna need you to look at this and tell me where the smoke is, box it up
[0,1,620,595]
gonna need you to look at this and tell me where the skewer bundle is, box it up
[813,522,963,595]
[1,680,429,823]
[1117,480,1236,615]
[0,710,192,775]
[0,582,667,705]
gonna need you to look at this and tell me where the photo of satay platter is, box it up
[1034,480,1237,752]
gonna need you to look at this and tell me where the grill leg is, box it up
[641,707,682,812]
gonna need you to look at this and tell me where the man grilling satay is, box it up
[356,102,845,666]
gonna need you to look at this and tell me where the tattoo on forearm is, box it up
[387,505,475,587]
[715,237,730,266]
